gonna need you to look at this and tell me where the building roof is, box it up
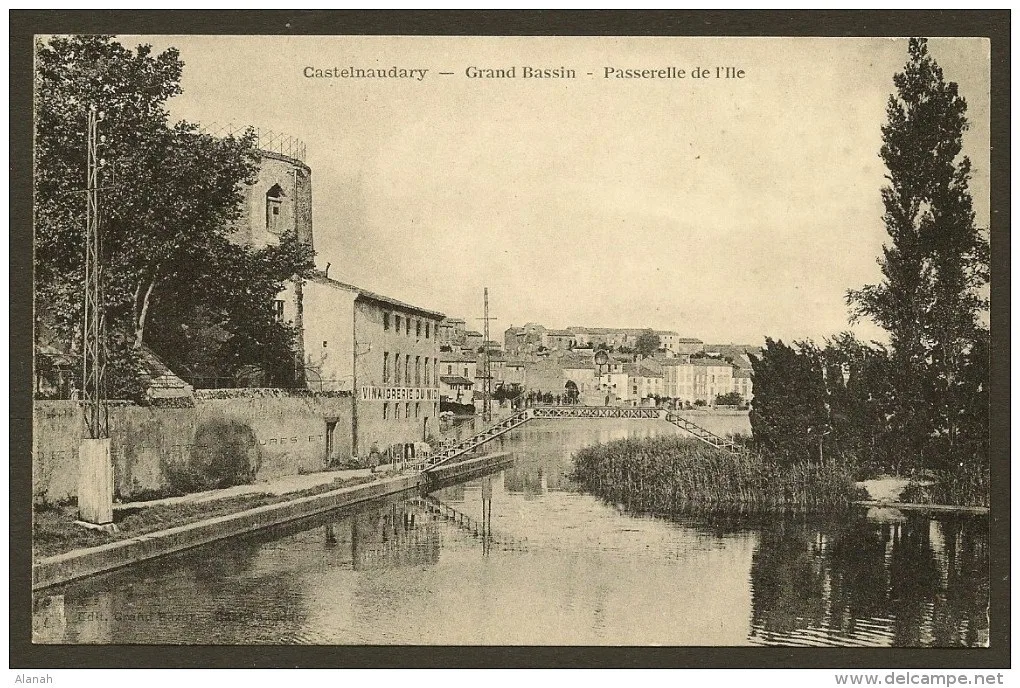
[307,272,444,319]
[562,361,596,370]
[733,368,753,378]
[623,363,663,378]
[690,358,735,368]
[546,329,574,337]
[442,318,466,325]
[657,358,693,366]
[440,376,474,386]
[464,330,483,337]
[440,354,477,363]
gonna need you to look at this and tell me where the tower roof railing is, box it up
[199,122,307,162]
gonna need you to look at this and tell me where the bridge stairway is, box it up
[417,408,532,471]
[664,413,740,455]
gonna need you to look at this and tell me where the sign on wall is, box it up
[360,386,439,402]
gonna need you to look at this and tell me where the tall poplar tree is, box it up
[847,38,989,471]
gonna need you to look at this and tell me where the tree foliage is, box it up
[846,37,989,470]
[635,329,661,357]
[749,40,990,506]
[34,35,314,395]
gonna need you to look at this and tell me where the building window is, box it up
[435,359,439,386]
[424,359,430,386]
[415,402,420,418]
[384,312,390,331]
[383,352,389,383]
[425,322,430,339]
[406,318,411,336]
[266,184,284,234]
[272,299,285,322]
[405,402,411,419]
[447,364,453,375]
[415,356,421,386]
[405,357,410,385]
[322,341,328,348]
[463,367,468,377]
[383,402,389,420]
[394,354,400,384]
[416,320,422,338]
[395,315,401,333]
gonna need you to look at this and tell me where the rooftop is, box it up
[440,376,474,386]
[307,272,444,320]
[440,354,477,363]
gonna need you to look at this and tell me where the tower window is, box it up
[266,184,285,234]
[272,299,285,322]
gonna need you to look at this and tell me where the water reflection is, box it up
[747,514,989,647]
[33,417,988,646]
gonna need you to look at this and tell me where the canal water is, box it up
[33,417,989,646]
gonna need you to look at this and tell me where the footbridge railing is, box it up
[664,412,740,454]
[418,405,741,472]
[416,408,533,471]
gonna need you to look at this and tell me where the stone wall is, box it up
[33,391,353,504]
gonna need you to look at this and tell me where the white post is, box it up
[77,437,113,526]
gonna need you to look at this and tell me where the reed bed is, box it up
[571,436,861,515]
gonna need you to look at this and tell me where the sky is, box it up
[122,35,990,345]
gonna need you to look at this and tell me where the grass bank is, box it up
[33,474,378,560]
[571,436,864,515]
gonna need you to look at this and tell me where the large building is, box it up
[240,134,444,458]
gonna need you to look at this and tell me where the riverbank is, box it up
[572,435,863,514]
[33,469,385,560]
[32,451,516,590]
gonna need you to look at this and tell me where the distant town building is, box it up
[622,363,663,403]
[438,318,467,348]
[733,368,753,404]
[439,375,474,404]
[544,329,578,350]
[464,330,484,351]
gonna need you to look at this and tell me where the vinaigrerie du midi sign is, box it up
[360,386,439,402]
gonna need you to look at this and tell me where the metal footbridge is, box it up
[416,405,740,472]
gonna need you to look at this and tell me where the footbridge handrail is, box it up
[417,405,741,472]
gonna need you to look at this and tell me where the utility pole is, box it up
[475,288,497,423]
[78,104,114,529]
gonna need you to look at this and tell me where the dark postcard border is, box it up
[9,9,1010,670]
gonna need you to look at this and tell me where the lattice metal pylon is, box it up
[82,106,109,440]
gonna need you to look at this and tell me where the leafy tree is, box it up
[846,38,989,469]
[635,329,661,357]
[564,380,579,403]
[492,382,523,403]
[749,338,829,465]
[715,391,743,406]
[34,35,313,394]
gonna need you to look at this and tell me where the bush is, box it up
[162,419,261,494]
